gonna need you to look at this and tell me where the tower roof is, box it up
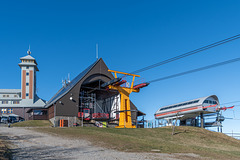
[20,55,36,60]
[18,48,39,71]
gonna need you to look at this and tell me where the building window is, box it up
[26,83,29,86]
[14,95,18,98]
[26,72,29,76]
[26,66,29,69]
[3,95,9,98]
[1,109,7,114]
[13,101,20,104]
[2,101,8,104]
[8,109,13,114]
[33,110,47,116]
[26,93,29,97]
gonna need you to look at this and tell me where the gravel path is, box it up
[0,127,202,160]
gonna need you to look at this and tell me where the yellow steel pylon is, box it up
[108,70,141,128]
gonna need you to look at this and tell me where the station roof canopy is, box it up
[155,95,219,114]
[45,58,101,108]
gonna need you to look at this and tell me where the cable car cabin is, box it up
[155,95,220,120]
[78,109,110,121]
[92,113,109,120]
[78,108,91,121]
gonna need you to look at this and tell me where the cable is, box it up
[130,34,240,74]
[220,101,240,105]
[148,57,240,83]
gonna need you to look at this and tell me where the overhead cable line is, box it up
[148,57,240,83]
[220,101,240,106]
[131,34,240,74]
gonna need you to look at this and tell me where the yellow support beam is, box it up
[108,69,143,128]
[108,85,137,128]
[108,70,140,78]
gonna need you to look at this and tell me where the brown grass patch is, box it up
[32,126,240,160]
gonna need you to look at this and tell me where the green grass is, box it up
[12,120,52,127]
[33,126,240,160]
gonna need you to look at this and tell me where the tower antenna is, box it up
[27,44,31,55]
[67,73,71,83]
[96,43,98,59]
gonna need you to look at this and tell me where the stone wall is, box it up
[49,116,118,128]
[50,116,80,127]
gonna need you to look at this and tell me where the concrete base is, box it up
[115,125,136,128]
[50,116,80,127]
[50,116,118,128]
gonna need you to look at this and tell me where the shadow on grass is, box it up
[173,130,188,135]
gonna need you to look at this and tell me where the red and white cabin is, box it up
[155,95,220,120]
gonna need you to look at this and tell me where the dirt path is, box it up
[0,127,202,160]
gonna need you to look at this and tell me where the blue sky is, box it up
[0,0,240,132]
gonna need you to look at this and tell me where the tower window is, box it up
[26,93,29,97]
[26,83,29,86]
[26,72,29,76]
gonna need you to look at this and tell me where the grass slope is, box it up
[33,126,240,160]
[12,120,52,127]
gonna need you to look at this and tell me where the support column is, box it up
[200,113,204,128]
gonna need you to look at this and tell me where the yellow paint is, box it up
[108,70,141,128]
[108,70,140,77]
[102,122,107,128]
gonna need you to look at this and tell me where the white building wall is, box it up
[110,94,120,119]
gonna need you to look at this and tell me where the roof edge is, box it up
[45,58,103,108]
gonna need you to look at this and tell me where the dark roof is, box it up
[130,101,146,116]
[45,59,101,108]
[26,108,48,113]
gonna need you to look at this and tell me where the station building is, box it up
[41,58,145,127]
[0,49,46,120]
